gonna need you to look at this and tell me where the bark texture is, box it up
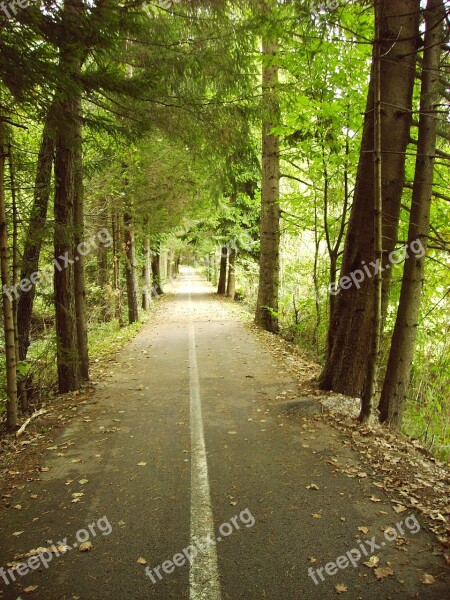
[320,0,420,396]
[151,250,164,296]
[53,0,86,393]
[378,0,444,428]
[73,94,89,382]
[17,112,54,361]
[255,35,280,333]
[0,121,18,429]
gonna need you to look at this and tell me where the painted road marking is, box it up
[188,283,222,600]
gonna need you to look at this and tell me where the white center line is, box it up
[188,282,222,600]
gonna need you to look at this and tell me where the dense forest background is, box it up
[0,0,449,460]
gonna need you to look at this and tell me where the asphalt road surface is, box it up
[0,269,449,599]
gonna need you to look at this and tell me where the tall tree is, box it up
[17,111,54,362]
[151,245,164,297]
[142,234,152,310]
[226,248,236,299]
[0,120,17,429]
[217,246,228,295]
[359,0,383,422]
[320,0,420,396]
[378,0,446,428]
[73,89,89,382]
[53,0,86,393]
[124,212,140,324]
[255,26,281,333]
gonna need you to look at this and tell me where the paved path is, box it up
[0,270,449,599]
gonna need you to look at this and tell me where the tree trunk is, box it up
[54,123,80,393]
[0,121,18,429]
[360,0,383,422]
[73,94,89,382]
[320,0,420,397]
[98,237,108,288]
[217,246,227,295]
[112,210,124,327]
[97,238,111,321]
[255,34,280,333]
[226,248,236,299]
[8,142,28,411]
[378,0,444,428]
[17,111,54,362]
[151,250,164,296]
[324,131,350,359]
[53,0,86,394]
[124,212,139,324]
[142,236,151,310]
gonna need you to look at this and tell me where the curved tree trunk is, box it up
[378,0,444,428]
[17,111,54,362]
[320,0,420,397]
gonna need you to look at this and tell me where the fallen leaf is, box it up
[137,462,147,467]
[370,496,382,503]
[358,527,369,534]
[79,541,93,552]
[311,513,322,519]
[393,504,407,513]
[335,583,348,593]
[364,556,379,568]
[24,585,39,593]
[78,479,89,485]
[374,566,394,580]
[137,557,147,565]
[12,531,24,537]
[420,573,435,585]
[13,504,22,510]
